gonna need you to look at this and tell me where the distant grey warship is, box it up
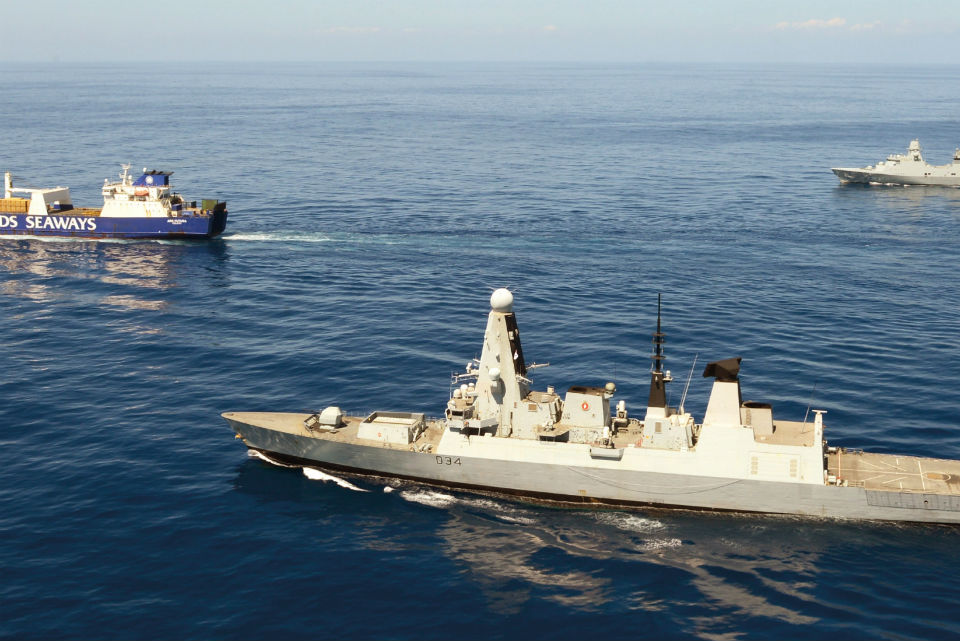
[832,139,960,186]
[223,289,960,524]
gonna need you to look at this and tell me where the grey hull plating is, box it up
[831,139,960,186]
[225,416,960,525]
[223,289,960,526]
[831,168,960,186]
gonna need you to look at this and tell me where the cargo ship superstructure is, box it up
[0,165,227,239]
[832,139,960,186]
[223,289,960,524]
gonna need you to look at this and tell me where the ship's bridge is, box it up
[133,170,172,187]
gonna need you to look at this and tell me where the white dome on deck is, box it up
[490,288,514,312]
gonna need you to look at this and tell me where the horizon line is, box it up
[4,59,960,66]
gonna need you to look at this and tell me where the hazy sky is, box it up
[4,0,959,63]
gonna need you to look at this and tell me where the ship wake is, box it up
[593,511,666,533]
[222,231,334,243]
[395,488,537,524]
[248,449,299,468]
[303,467,369,492]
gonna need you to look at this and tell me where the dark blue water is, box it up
[2,62,960,640]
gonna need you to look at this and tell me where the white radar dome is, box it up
[490,288,514,312]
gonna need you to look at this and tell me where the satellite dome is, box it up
[490,288,514,312]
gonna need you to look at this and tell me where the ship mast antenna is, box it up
[679,353,698,414]
[646,293,671,412]
[652,293,664,374]
[801,380,818,431]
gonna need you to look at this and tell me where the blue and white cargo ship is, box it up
[0,165,228,239]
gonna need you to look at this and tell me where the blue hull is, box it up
[0,209,228,240]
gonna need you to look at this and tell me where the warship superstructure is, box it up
[832,139,960,186]
[223,289,960,524]
[0,165,227,239]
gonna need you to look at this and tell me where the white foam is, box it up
[641,537,683,551]
[303,467,369,492]
[222,232,333,243]
[457,496,536,523]
[593,512,665,533]
[248,449,299,468]
[399,489,459,508]
[498,514,537,525]
[459,496,509,511]
[383,486,395,493]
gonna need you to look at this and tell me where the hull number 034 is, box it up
[436,456,462,466]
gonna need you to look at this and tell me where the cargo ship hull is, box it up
[0,208,228,239]
[1,167,228,240]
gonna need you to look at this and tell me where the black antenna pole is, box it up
[652,293,665,374]
[648,293,667,409]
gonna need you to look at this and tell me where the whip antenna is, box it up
[801,380,819,431]
[679,353,698,414]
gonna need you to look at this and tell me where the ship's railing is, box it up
[304,408,445,424]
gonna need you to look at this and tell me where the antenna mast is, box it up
[646,294,669,411]
[801,381,818,431]
[652,294,664,374]
[679,353,698,414]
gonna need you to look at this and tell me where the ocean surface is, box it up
[2,62,960,640]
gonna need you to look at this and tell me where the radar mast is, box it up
[646,294,672,417]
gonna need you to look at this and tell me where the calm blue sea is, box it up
[2,62,960,640]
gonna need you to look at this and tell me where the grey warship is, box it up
[223,289,960,524]
[832,139,960,186]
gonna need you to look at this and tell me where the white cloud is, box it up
[322,26,382,35]
[775,17,846,31]
[543,25,558,32]
[773,17,887,33]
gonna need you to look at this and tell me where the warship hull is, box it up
[831,140,960,186]
[831,168,960,186]
[225,412,960,525]
[223,288,960,526]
